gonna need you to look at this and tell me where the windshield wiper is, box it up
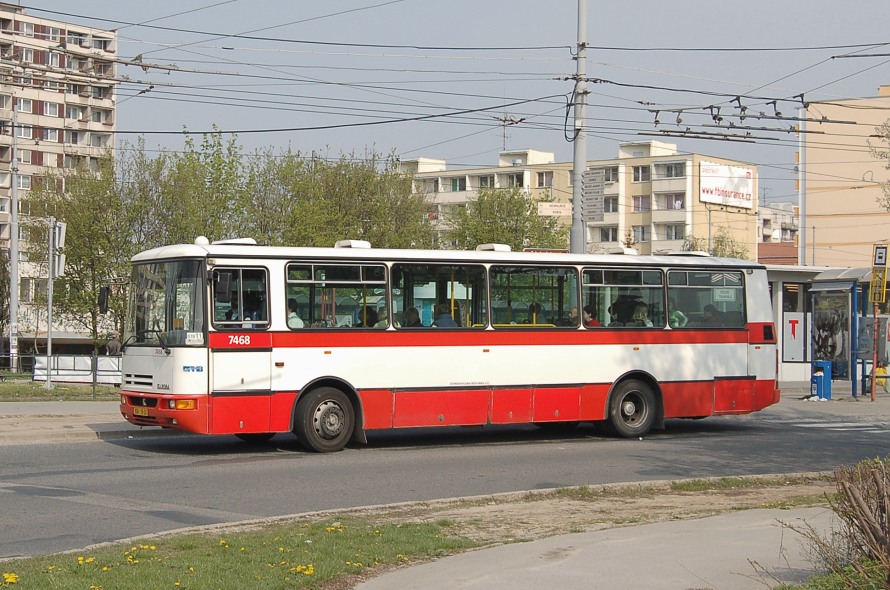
[137,329,171,355]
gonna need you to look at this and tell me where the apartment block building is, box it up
[400,141,758,257]
[800,85,890,267]
[0,3,117,351]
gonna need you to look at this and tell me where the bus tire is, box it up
[294,387,355,453]
[607,379,656,438]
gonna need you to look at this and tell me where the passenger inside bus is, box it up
[703,304,723,327]
[631,303,654,327]
[582,305,601,327]
[431,303,458,327]
[355,306,378,327]
[403,307,422,327]
[374,308,394,328]
[287,298,304,328]
[668,298,688,328]
[562,306,580,326]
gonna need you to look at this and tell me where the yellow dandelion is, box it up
[3,572,20,584]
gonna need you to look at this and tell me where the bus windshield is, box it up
[125,259,207,348]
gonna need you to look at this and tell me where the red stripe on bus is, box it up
[266,329,750,348]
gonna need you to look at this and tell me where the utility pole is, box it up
[45,217,54,390]
[798,107,807,265]
[569,0,588,254]
[9,105,19,370]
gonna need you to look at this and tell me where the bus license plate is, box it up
[133,407,149,417]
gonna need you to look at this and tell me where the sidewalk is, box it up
[0,401,160,445]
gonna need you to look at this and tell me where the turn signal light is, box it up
[168,399,196,410]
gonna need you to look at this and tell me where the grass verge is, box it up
[1,518,476,589]
[0,381,119,402]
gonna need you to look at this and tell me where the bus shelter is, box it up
[767,265,874,397]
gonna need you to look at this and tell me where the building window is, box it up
[632,195,651,212]
[506,173,523,188]
[15,98,32,113]
[44,80,59,91]
[91,134,109,148]
[450,177,466,192]
[633,166,650,182]
[48,51,60,68]
[599,226,619,242]
[16,125,32,139]
[67,32,87,46]
[43,102,59,117]
[17,149,31,165]
[604,167,619,182]
[21,48,33,63]
[478,175,494,188]
[0,94,9,109]
[662,224,685,240]
[66,83,80,95]
[46,26,60,42]
[64,130,81,144]
[536,171,553,188]
[663,163,686,178]
[22,22,34,37]
[92,37,111,51]
[604,196,618,213]
[91,86,105,99]
[43,128,58,142]
[17,175,31,190]
[92,110,104,123]
[65,105,83,120]
[665,193,685,210]
[633,225,650,243]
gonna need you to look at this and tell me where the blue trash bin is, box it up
[810,360,832,400]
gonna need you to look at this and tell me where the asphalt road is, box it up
[1,399,888,560]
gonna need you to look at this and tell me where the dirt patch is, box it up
[361,475,834,545]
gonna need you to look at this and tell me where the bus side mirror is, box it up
[214,272,232,303]
[98,286,110,314]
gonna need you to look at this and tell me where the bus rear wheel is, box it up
[607,379,656,438]
[294,387,355,453]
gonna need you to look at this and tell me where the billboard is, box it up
[699,161,754,209]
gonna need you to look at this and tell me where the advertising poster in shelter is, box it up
[812,292,850,379]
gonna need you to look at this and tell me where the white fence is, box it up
[32,355,121,385]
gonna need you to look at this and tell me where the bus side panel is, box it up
[270,392,298,432]
[210,394,271,434]
[661,381,714,418]
[579,384,609,421]
[714,378,755,413]
[393,389,490,428]
[532,386,581,422]
[359,389,395,430]
[490,388,533,424]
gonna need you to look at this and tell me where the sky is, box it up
[19,0,890,205]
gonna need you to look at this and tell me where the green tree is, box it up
[444,187,569,251]
[25,155,131,352]
[683,227,750,259]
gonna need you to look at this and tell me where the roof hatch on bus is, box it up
[335,239,372,249]
[476,243,512,252]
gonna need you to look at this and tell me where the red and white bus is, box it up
[120,237,779,452]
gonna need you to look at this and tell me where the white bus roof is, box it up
[131,238,764,270]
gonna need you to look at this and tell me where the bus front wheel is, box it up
[607,380,656,438]
[294,387,355,453]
